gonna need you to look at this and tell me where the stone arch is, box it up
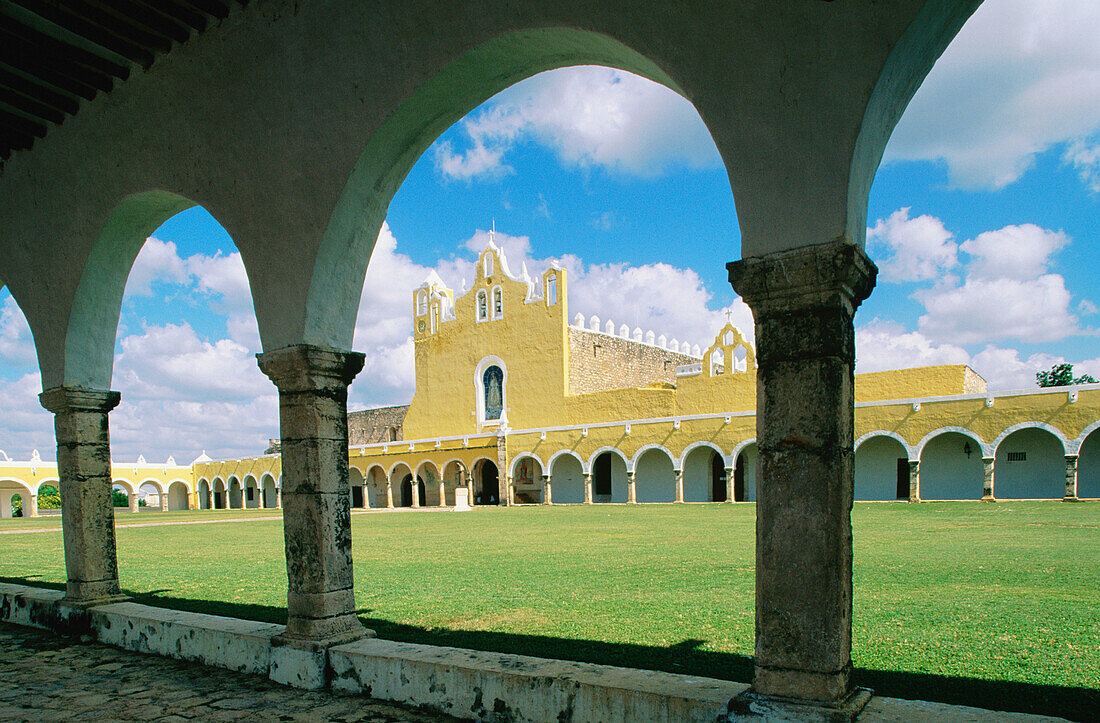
[471,457,499,506]
[854,434,910,501]
[509,453,545,479]
[416,461,442,506]
[138,478,165,509]
[547,449,585,474]
[510,454,544,504]
[112,478,136,497]
[732,441,758,502]
[633,446,676,504]
[680,443,726,502]
[586,446,629,471]
[439,460,466,507]
[918,428,987,501]
[629,444,674,473]
[211,477,226,509]
[349,466,368,509]
[197,478,211,509]
[855,430,915,458]
[227,476,244,509]
[589,448,627,503]
[32,477,61,496]
[1070,419,1100,456]
[308,28,691,354]
[0,478,34,519]
[167,481,190,511]
[1077,424,1100,499]
[993,425,1067,500]
[387,460,413,480]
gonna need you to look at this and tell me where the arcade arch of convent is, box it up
[1,0,1077,718]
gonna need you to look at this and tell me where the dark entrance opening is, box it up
[593,453,613,501]
[896,458,910,500]
[734,453,746,502]
[478,462,499,505]
[401,475,413,507]
[711,452,727,502]
[214,491,224,509]
[352,485,363,508]
[418,479,426,506]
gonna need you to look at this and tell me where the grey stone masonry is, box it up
[348,404,409,445]
[38,386,127,607]
[257,345,369,646]
[728,241,876,712]
[568,327,698,395]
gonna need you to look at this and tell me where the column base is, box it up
[270,624,375,690]
[727,687,872,722]
[981,495,996,503]
[59,593,130,610]
[63,580,129,608]
[1062,495,1080,502]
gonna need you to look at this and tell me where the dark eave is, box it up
[0,0,244,161]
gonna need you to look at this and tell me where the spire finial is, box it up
[724,308,734,325]
[489,218,496,245]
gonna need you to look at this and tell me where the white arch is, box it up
[629,444,675,473]
[243,473,259,486]
[416,459,441,479]
[439,458,467,474]
[509,453,545,479]
[0,478,34,495]
[992,422,1069,456]
[1070,419,1100,456]
[112,477,136,495]
[387,460,413,479]
[916,426,991,458]
[678,441,727,470]
[211,476,225,489]
[138,478,166,494]
[32,477,60,495]
[587,446,629,474]
[730,438,757,465]
[363,464,387,481]
[855,430,915,458]
[547,449,585,473]
[167,477,193,493]
[474,355,508,427]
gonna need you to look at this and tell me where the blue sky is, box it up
[1,0,1098,462]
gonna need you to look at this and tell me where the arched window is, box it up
[492,286,503,319]
[476,290,488,322]
[483,253,494,278]
[416,290,427,316]
[483,366,503,420]
[546,274,558,306]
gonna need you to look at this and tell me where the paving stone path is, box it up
[0,623,464,722]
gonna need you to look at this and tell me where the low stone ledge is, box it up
[0,582,68,630]
[329,637,746,723]
[89,602,283,675]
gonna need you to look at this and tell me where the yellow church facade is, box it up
[4,241,1100,518]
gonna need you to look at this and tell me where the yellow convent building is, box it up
[4,240,1100,518]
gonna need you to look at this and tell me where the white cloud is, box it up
[124,237,188,296]
[886,0,1100,189]
[1063,138,1100,192]
[436,67,721,180]
[867,208,958,282]
[856,319,970,373]
[0,295,37,367]
[958,224,1068,280]
[916,274,1078,345]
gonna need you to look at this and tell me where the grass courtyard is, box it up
[0,501,1096,719]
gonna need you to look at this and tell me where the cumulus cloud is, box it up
[867,208,958,282]
[886,0,1100,189]
[856,319,970,373]
[0,296,37,367]
[435,67,721,180]
[1063,138,1100,192]
[124,237,189,296]
[959,224,1068,280]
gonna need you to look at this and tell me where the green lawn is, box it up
[0,502,1096,720]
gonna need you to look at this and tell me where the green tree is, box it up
[1036,362,1098,387]
[37,484,61,510]
[112,489,129,507]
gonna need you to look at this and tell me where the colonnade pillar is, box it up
[674,469,684,503]
[1064,455,1079,501]
[159,493,168,512]
[981,457,996,501]
[384,481,394,508]
[128,490,139,514]
[541,474,552,505]
[257,344,368,645]
[728,242,875,713]
[437,478,446,507]
[39,387,127,607]
[626,471,637,504]
[908,460,921,503]
[725,467,735,503]
[410,480,420,508]
[583,473,592,504]
[506,474,515,505]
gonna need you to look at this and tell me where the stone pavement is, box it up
[0,623,464,722]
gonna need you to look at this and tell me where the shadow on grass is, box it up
[1,576,1093,722]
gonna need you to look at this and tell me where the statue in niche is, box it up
[484,365,503,420]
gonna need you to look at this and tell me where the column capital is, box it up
[257,344,365,393]
[727,241,877,317]
[39,386,121,415]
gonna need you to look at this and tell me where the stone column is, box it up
[542,474,552,505]
[411,479,421,508]
[384,481,394,508]
[1064,455,1079,501]
[437,479,446,507]
[257,345,368,645]
[27,494,38,518]
[275,488,282,509]
[627,471,637,504]
[128,490,139,514]
[39,387,127,606]
[506,474,515,505]
[981,457,996,502]
[725,467,735,503]
[159,492,168,512]
[908,460,921,503]
[728,242,876,708]
[583,473,593,504]
[674,469,684,503]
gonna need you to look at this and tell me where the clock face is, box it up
[418,320,426,332]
